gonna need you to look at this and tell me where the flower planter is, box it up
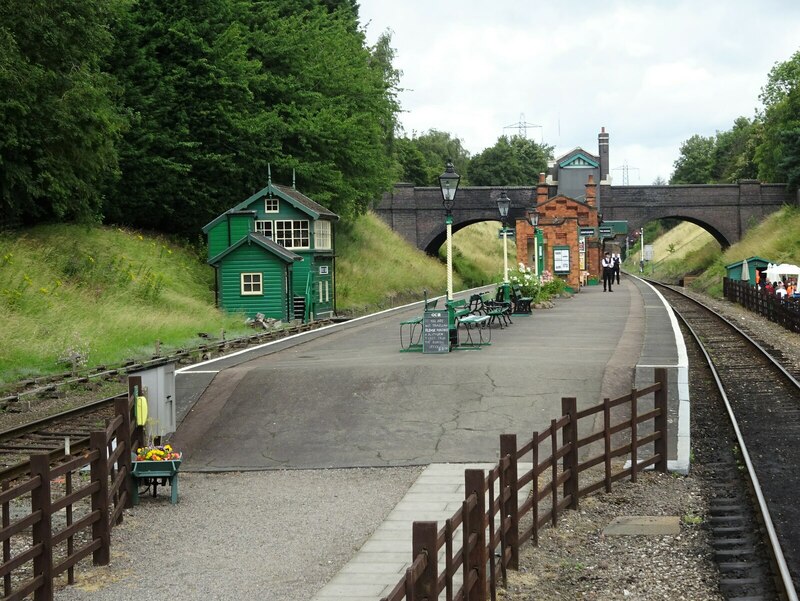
[131,457,182,505]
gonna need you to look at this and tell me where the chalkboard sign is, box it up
[423,310,450,354]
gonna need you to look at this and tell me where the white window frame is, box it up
[264,197,279,213]
[274,220,310,249]
[240,272,263,296]
[254,220,273,239]
[314,220,332,250]
[318,280,330,303]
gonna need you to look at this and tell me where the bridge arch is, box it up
[375,180,796,253]
[628,214,729,248]
[422,217,503,255]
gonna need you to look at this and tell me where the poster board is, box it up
[553,247,570,273]
[423,310,449,353]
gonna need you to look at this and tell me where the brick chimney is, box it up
[598,127,609,183]
[536,172,548,205]
[585,174,596,208]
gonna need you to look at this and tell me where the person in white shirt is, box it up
[601,252,614,292]
[776,282,788,298]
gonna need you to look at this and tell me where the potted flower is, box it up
[131,444,182,504]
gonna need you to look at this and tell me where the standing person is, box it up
[612,253,621,285]
[602,252,614,292]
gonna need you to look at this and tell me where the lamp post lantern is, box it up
[527,207,540,277]
[439,159,461,349]
[497,191,512,302]
[439,159,460,302]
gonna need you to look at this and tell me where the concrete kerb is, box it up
[629,275,691,475]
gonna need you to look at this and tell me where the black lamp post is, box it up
[439,159,461,349]
[497,191,512,301]
[438,159,460,302]
[527,207,540,276]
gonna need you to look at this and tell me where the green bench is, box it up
[449,298,491,347]
[510,284,533,315]
[400,297,439,351]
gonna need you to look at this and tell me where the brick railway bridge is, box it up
[374,179,798,255]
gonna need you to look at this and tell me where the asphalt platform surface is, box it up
[55,277,688,601]
[173,279,644,470]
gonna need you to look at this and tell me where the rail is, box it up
[381,368,669,601]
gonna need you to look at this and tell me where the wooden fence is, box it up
[0,384,140,601]
[723,277,800,332]
[381,367,669,601]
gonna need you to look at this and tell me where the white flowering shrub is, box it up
[509,262,541,297]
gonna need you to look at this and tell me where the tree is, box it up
[756,49,800,188]
[711,117,760,183]
[652,176,667,185]
[669,134,715,184]
[0,0,126,226]
[468,135,553,186]
[406,130,471,185]
[104,0,264,234]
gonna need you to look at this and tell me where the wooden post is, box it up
[3,479,10,596]
[603,398,612,493]
[90,431,111,565]
[630,388,638,483]
[464,469,486,601]
[30,454,53,601]
[550,420,558,527]
[653,367,669,473]
[531,432,540,546]
[499,434,519,570]
[115,395,134,510]
[412,522,438,601]
[561,398,579,510]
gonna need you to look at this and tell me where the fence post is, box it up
[603,399,612,493]
[499,434,519,570]
[531,432,540,546]
[560,398,579,510]
[412,521,438,601]
[30,454,53,601]
[630,388,638,483]
[653,367,669,473]
[115,395,134,510]
[90,431,111,565]
[464,469,486,601]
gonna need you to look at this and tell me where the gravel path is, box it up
[54,467,421,601]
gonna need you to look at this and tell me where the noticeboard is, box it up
[553,247,570,273]
[423,311,450,354]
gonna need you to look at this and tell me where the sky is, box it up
[357,0,800,185]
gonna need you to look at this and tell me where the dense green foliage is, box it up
[468,135,553,186]
[0,0,401,236]
[671,48,800,189]
[393,130,472,186]
[0,0,126,226]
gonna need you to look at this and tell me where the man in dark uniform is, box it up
[602,252,614,292]
[612,253,621,285]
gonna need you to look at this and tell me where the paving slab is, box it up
[603,515,681,536]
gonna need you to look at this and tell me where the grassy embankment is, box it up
[624,205,800,297]
[0,213,507,384]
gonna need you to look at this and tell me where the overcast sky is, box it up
[357,0,800,185]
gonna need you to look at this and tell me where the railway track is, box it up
[651,280,799,600]
[0,319,334,482]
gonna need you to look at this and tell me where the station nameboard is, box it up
[579,227,596,237]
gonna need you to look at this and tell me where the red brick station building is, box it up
[515,128,618,290]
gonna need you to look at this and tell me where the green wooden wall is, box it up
[218,243,289,320]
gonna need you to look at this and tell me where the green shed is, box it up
[724,256,771,283]
[203,180,339,322]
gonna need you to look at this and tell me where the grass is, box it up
[0,225,252,385]
[0,214,510,383]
